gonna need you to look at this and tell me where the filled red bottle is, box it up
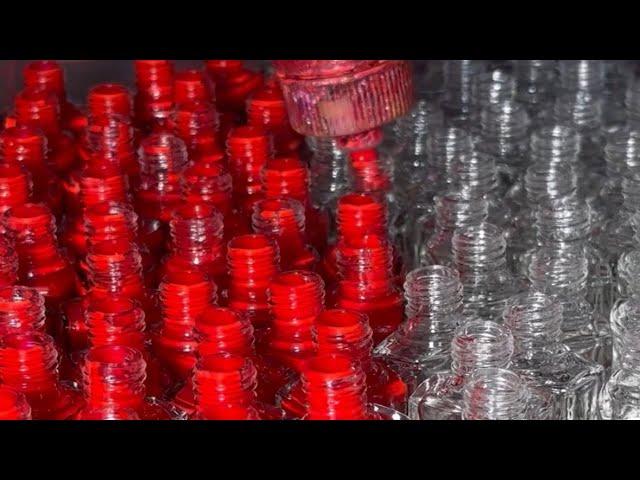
[226,125,272,226]
[0,385,32,420]
[153,269,217,383]
[183,162,234,228]
[246,84,302,155]
[133,60,175,133]
[0,164,31,216]
[174,69,215,106]
[227,234,279,328]
[163,203,226,292]
[134,132,188,258]
[334,235,403,344]
[172,101,221,163]
[261,155,329,255]
[13,86,76,175]
[3,203,76,328]
[204,60,263,118]
[22,60,86,137]
[191,352,283,420]
[0,331,82,419]
[0,285,46,336]
[74,345,172,420]
[81,114,137,175]
[251,198,318,271]
[0,126,60,211]
[88,83,133,119]
[278,309,407,418]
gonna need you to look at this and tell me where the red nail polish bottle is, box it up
[0,164,32,216]
[134,60,175,133]
[0,386,32,420]
[0,331,82,419]
[3,203,76,330]
[0,126,60,212]
[81,115,138,175]
[153,269,216,383]
[0,286,47,336]
[23,60,86,137]
[227,234,280,329]
[246,84,303,155]
[88,83,133,119]
[265,271,323,370]
[75,345,172,420]
[300,353,407,420]
[226,125,272,226]
[277,309,407,418]
[251,198,318,271]
[204,60,263,117]
[171,306,292,415]
[0,241,18,288]
[262,155,329,255]
[174,69,215,106]
[164,204,226,296]
[335,235,404,344]
[172,101,221,162]
[134,133,188,258]
[14,87,77,175]
[191,353,283,420]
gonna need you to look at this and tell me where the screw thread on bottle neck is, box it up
[553,91,602,134]
[85,295,146,352]
[524,161,577,204]
[0,127,49,190]
[226,125,273,200]
[528,243,589,296]
[515,60,556,107]
[80,163,129,210]
[0,286,46,335]
[471,69,517,128]
[427,126,473,187]
[503,291,563,354]
[23,61,66,100]
[306,136,350,207]
[462,367,529,420]
[302,353,369,420]
[453,149,499,198]
[84,202,139,249]
[336,193,388,243]
[404,265,463,320]
[204,60,263,113]
[252,198,306,268]
[14,87,61,139]
[82,345,147,413]
[174,69,214,106]
[85,115,136,174]
[172,101,220,156]
[0,165,32,214]
[451,320,514,377]
[442,60,486,117]
[337,235,395,299]
[395,99,444,159]
[193,353,260,420]
[86,239,145,299]
[268,271,324,368]
[434,191,488,231]
[195,306,255,357]
[88,83,132,119]
[534,195,591,245]
[605,128,640,181]
[159,270,217,328]
[530,124,581,171]
[452,222,508,283]
[0,386,32,420]
[169,203,224,268]
[183,163,232,216]
[227,234,280,324]
[0,332,60,397]
[559,60,605,94]
[314,309,373,363]
[262,156,310,204]
[478,99,529,163]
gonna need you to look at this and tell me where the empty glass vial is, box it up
[528,242,610,366]
[461,367,548,420]
[421,191,488,267]
[441,60,487,125]
[476,99,530,187]
[514,60,556,121]
[408,319,514,420]
[374,265,464,393]
[470,69,517,135]
[503,291,604,419]
[452,222,522,321]
[600,322,640,419]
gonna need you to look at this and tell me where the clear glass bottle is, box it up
[374,265,464,392]
[470,69,517,135]
[441,60,487,125]
[528,241,610,366]
[600,322,640,419]
[408,319,514,420]
[515,60,556,122]
[601,128,640,218]
[421,191,488,267]
[461,367,548,420]
[503,291,604,419]
[452,222,522,320]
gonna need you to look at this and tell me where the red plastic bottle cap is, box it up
[273,60,413,137]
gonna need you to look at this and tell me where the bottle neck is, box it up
[0,166,31,213]
[453,149,499,198]
[336,193,388,243]
[86,240,145,297]
[307,136,350,205]
[427,126,473,187]
[226,126,272,199]
[404,265,463,321]
[530,124,580,166]
[252,198,307,265]
[478,100,529,161]
[314,309,374,363]
[452,223,509,283]
[85,297,146,352]
[82,346,147,412]
[524,162,577,205]
[88,83,132,119]
[195,307,255,357]
[558,60,605,94]
[262,156,310,205]
[450,320,514,377]
[169,203,224,264]
[337,235,395,300]
[194,354,260,420]
[302,354,369,420]
[434,192,488,232]
[0,286,46,335]
[503,292,563,354]
[183,164,232,216]
[534,196,591,245]
[0,242,18,288]
[159,271,217,326]
[84,203,139,249]
[462,367,529,420]
[0,387,32,420]
[528,243,589,297]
